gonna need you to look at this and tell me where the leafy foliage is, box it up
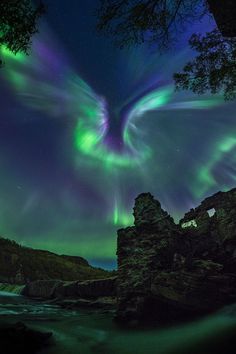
[174,30,236,100]
[0,0,45,66]
[97,1,236,100]
[96,0,208,49]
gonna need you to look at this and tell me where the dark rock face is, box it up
[116,189,236,324]
[77,277,117,298]
[23,277,117,301]
[134,193,176,230]
[180,188,236,270]
[0,322,52,354]
[22,280,63,299]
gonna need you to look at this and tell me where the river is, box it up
[1,291,236,354]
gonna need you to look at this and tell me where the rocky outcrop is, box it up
[0,236,111,284]
[22,280,63,299]
[0,322,52,354]
[180,189,236,270]
[22,277,117,301]
[77,277,117,298]
[54,277,117,299]
[116,188,236,324]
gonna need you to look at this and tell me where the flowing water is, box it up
[1,291,236,354]
[0,283,25,294]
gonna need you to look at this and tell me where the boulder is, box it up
[0,322,52,354]
[77,277,117,298]
[22,280,63,299]
[23,277,117,301]
[54,281,79,298]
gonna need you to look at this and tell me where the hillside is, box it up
[0,236,111,284]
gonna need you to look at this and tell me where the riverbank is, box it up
[0,278,117,312]
[1,290,236,354]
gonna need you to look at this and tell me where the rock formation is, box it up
[116,188,236,324]
[22,277,117,300]
[20,277,117,310]
[0,322,52,354]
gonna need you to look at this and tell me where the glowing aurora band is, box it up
[0,41,224,170]
[192,136,236,199]
[0,30,227,227]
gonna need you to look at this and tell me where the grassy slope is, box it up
[0,236,113,283]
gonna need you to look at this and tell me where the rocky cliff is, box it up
[116,188,236,324]
[0,236,111,284]
[22,277,117,299]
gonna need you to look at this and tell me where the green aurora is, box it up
[0,17,236,266]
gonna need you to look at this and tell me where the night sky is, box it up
[0,1,236,269]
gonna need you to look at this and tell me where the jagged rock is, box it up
[180,188,236,271]
[117,193,181,323]
[116,188,236,324]
[134,193,176,230]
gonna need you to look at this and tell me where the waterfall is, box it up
[0,283,25,295]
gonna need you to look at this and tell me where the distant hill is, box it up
[0,236,112,284]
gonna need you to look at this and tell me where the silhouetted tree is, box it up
[174,30,236,100]
[0,0,45,67]
[97,1,236,100]
[207,0,236,38]
[96,0,208,49]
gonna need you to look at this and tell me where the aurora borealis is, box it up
[0,1,236,268]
